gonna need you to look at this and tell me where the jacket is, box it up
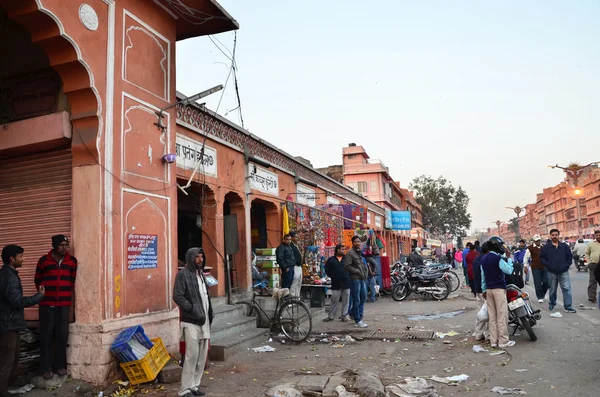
[585,241,600,264]
[173,248,214,327]
[472,254,483,294]
[513,249,526,264]
[276,244,296,270]
[0,265,44,332]
[465,250,478,280]
[524,244,544,270]
[35,250,77,307]
[540,240,573,274]
[344,248,367,281]
[325,255,350,290]
[573,242,587,258]
[407,252,424,268]
[291,243,303,267]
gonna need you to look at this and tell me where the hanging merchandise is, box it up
[302,246,329,286]
[282,205,290,237]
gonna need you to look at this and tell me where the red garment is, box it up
[465,250,478,280]
[35,250,77,307]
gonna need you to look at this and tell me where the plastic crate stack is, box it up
[110,325,170,385]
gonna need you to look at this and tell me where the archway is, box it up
[250,199,280,250]
[223,192,247,295]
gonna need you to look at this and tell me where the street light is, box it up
[573,188,583,239]
[506,206,523,241]
[493,220,502,238]
[547,161,599,187]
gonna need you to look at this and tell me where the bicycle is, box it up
[236,290,313,343]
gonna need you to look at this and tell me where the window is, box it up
[348,154,355,159]
[347,182,356,191]
[370,180,378,192]
[356,181,368,193]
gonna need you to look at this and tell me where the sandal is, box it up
[43,372,54,380]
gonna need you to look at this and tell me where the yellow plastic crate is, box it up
[119,337,170,385]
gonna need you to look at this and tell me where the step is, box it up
[212,304,245,321]
[210,315,258,341]
[209,327,269,361]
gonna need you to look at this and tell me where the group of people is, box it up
[0,235,76,397]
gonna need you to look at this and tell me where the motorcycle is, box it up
[392,264,451,301]
[506,284,541,341]
[576,255,588,272]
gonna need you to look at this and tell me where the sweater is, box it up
[35,250,77,307]
[481,252,514,291]
[524,244,544,270]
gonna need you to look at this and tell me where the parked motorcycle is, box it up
[576,255,588,272]
[392,264,451,301]
[506,284,541,341]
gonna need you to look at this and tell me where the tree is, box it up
[409,175,472,241]
[508,217,519,237]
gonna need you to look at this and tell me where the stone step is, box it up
[210,315,258,341]
[212,304,245,321]
[208,327,269,361]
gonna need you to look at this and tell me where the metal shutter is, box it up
[0,149,72,320]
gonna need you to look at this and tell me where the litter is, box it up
[473,345,488,353]
[306,338,315,343]
[491,386,527,395]
[252,345,276,353]
[331,343,345,348]
[435,331,459,339]
[446,374,469,382]
[391,377,439,397]
[443,367,453,373]
[334,385,359,397]
[268,338,273,342]
[331,335,355,343]
[578,304,595,310]
[7,384,34,394]
[550,312,563,318]
[489,351,506,356]
[514,369,528,372]
[430,376,450,384]
[443,341,453,344]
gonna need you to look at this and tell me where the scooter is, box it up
[576,255,588,272]
[506,284,541,341]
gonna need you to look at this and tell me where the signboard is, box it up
[127,234,158,270]
[297,184,316,207]
[175,134,217,176]
[427,239,442,247]
[248,164,279,196]
[327,196,340,205]
[375,216,382,229]
[391,211,412,231]
[385,209,393,229]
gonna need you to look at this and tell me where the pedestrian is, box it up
[573,238,587,266]
[365,256,378,303]
[523,235,548,303]
[445,249,452,265]
[173,247,213,397]
[514,240,528,284]
[453,247,462,271]
[1,245,45,397]
[34,235,77,379]
[461,243,472,286]
[481,236,515,348]
[344,236,368,328]
[276,234,295,290]
[540,229,576,313]
[473,242,488,302]
[289,232,303,297]
[408,248,425,268]
[324,245,351,322]
[465,244,478,298]
[585,230,600,304]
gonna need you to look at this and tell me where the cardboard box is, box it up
[268,274,280,288]
[257,261,278,269]
[256,255,276,262]
[255,248,276,256]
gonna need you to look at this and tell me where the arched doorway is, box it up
[223,192,247,296]
[250,199,280,250]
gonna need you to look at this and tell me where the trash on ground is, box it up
[268,338,274,342]
[491,386,527,395]
[578,305,595,310]
[407,311,465,321]
[331,343,345,348]
[473,345,488,353]
[489,351,506,356]
[334,385,359,397]
[430,375,451,384]
[446,374,469,382]
[550,312,563,318]
[306,338,315,343]
[252,345,276,353]
[443,340,453,344]
[435,331,459,339]
[7,384,35,394]
[514,369,528,372]
[390,377,439,397]
[443,367,453,373]
[332,335,355,342]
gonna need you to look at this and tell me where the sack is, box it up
[476,302,489,322]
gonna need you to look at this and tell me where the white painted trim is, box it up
[121,92,170,184]
[104,0,116,319]
[122,9,171,102]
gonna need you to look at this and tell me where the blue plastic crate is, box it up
[110,325,154,363]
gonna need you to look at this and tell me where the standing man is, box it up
[540,229,576,313]
[445,249,452,265]
[461,243,472,285]
[465,244,478,298]
[523,235,548,303]
[1,245,44,397]
[585,231,600,304]
[289,232,303,298]
[514,240,528,285]
[34,235,77,380]
[408,248,425,268]
[344,236,368,328]
[276,234,295,291]
[324,245,351,322]
[173,247,213,397]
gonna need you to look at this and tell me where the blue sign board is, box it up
[391,211,412,231]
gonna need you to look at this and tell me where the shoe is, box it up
[548,305,554,311]
[56,369,68,376]
[537,299,544,303]
[491,343,498,348]
[42,372,54,380]
[322,317,334,322]
[341,315,349,322]
[499,340,516,348]
[191,390,206,397]
[354,321,368,328]
[564,307,577,313]
[589,299,597,303]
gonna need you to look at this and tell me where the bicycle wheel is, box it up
[446,271,460,292]
[278,299,312,342]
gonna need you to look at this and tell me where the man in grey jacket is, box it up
[344,236,368,328]
[173,248,213,397]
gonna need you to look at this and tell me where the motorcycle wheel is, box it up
[431,278,450,301]
[392,283,410,301]
[519,316,537,341]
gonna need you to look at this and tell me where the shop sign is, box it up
[327,196,340,205]
[297,184,316,207]
[248,164,278,195]
[391,211,412,231]
[428,239,442,247]
[175,134,217,177]
[375,216,382,229]
[127,234,158,270]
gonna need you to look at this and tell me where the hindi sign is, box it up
[175,134,217,177]
[297,184,316,207]
[391,211,412,231]
[248,164,279,196]
[127,234,158,270]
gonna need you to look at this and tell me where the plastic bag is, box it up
[476,302,488,322]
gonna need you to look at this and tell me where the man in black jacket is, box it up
[0,245,44,397]
[324,245,350,322]
[173,247,213,397]
[276,234,296,290]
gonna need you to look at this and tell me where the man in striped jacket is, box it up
[34,235,77,380]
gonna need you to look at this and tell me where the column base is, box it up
[67,309,180,386]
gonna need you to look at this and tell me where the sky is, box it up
[176,0,600,232]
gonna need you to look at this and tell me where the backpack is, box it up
[505,262,524,289]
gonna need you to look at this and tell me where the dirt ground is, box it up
[15,285,600,397]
